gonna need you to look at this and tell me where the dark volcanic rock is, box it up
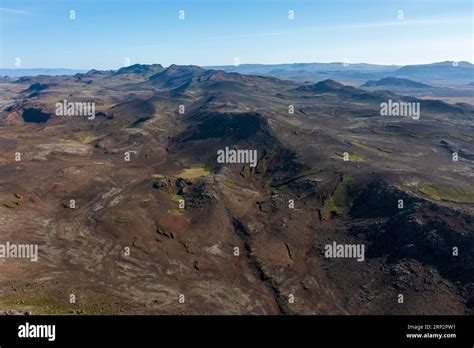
[21,108,50,123]
[364,202,474,283]
[23,83,50,93]
[350,181,419,219]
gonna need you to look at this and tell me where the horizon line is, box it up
[1,60,473,71]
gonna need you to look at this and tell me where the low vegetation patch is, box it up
[0,292,118,315]
[417,182,474,203]
[377,147,394,154]
[335,152,365,161]
[177,166,211,179]
[322,176,358,220]
[224,179,239,189]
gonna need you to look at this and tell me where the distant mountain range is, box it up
[0,68,87,77]
[391,62,473,84]
[1,61,472,85]
[361,77,431,88]
[207,61,473,85]
[359,76,474,101]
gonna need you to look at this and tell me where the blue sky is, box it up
[1,0,472,69]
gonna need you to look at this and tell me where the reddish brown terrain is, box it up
[0,64,473,314]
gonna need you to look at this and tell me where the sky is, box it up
[0,0,472,69]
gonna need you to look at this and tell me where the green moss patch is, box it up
[417,183,474,203]
[224,180,239,189]
[322,176,358,220]
[335,152,365,161]
[177,166,210,179]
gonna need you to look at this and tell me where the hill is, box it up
[362,77,431,88]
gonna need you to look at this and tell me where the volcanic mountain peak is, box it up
[160,64,205,76]
[203,69,236,80]
[198,69,285,86]
[147,64,208,88]
[315,79,345,89]
[83,69,113,76]
[114,63,164,76]
[295,79,348,93]
[362,77,431,88]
